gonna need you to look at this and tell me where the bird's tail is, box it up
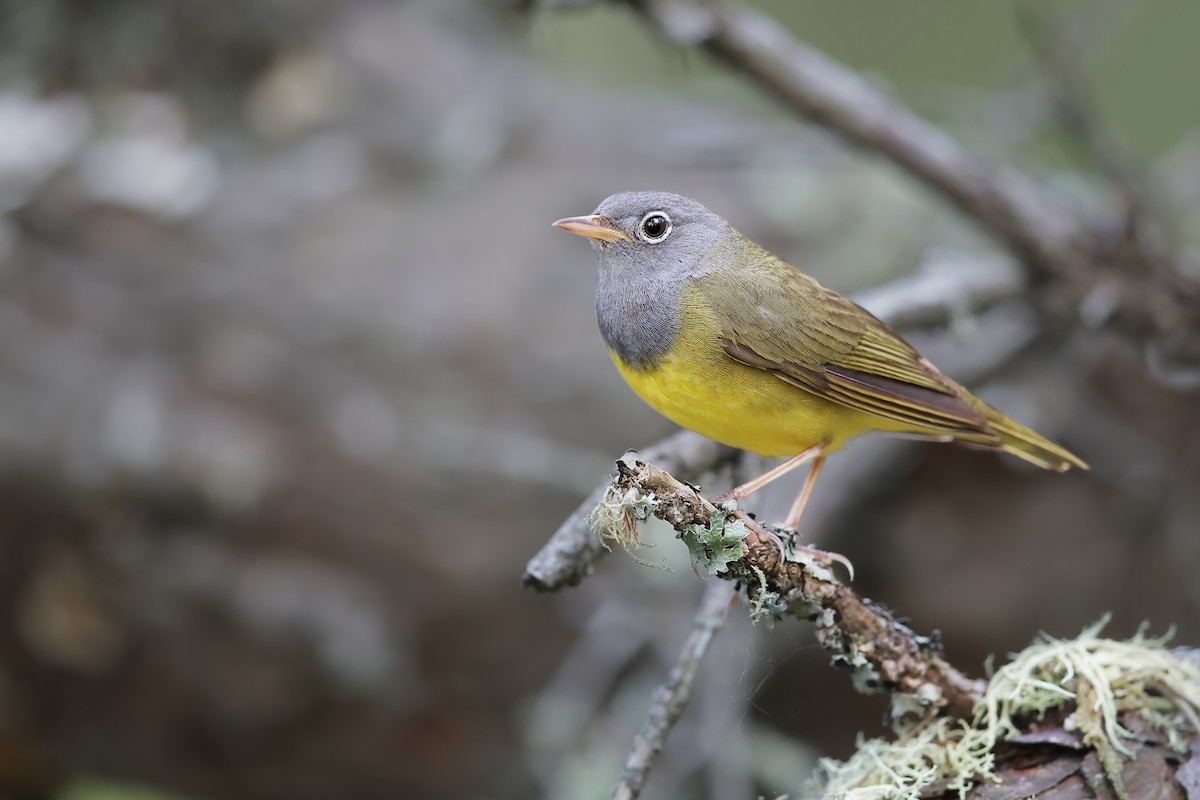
[969,397,1088,472]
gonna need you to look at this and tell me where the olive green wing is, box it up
[698,260,999,442]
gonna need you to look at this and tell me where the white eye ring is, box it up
[638,211,672,243]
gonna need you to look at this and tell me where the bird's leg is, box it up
[714,444,824,504]
[709,444,853,579]
[708,447,820,574]
[776,453,854,579]
[784,454,826,529]
[725,507,783,556]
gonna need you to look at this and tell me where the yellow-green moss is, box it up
[818,616,1200,799]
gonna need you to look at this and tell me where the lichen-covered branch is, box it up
[821,619,1200,799]
[524,430,739,590]
[611,580,737,800]
[599,454,986,719]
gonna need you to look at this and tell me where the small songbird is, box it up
[554,191,1086,548]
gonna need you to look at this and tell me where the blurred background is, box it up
[0,0,1198,798]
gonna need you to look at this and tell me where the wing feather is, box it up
[699,256,998,442]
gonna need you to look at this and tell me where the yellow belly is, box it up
[610,293,875,458]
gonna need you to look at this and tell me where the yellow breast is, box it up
[609,286,872,458]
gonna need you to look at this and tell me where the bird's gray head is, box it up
[553,191,733,282]
[553,191,743,368]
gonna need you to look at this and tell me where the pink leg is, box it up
[722,447,853,580]
[720,444,825,503]
[784,454,827,530]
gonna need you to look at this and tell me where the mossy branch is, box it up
[821,618,1200,799]
[596,452,986,720]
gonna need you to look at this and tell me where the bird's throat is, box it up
[595,273,683,371]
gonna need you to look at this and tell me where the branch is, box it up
[611,580,737,800]
[633,0,1076,269]
[601,454,985,719]
[1018,2,1155,239]
[584,0,1200,376]
[524,430,739,590]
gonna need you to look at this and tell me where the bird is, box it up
[553,191,1086,567]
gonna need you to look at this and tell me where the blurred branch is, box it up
[633,0,1076,269]
[540,0,1200,379]
[1017,2,1156,247]
[611,580,737,800]
[605,455,985,719]
[951,0,1148,150]
[526,252,1034,591]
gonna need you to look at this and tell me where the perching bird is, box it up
[554,191,1086,562]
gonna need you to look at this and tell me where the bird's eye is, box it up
[639,212,672,243]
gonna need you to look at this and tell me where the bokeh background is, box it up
[0,1,1198,798]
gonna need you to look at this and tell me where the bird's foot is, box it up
[708,494,853,580]
[765,524,855,581]
[711,501,786,558]
[709,489,743,507]
[714,503,854,581]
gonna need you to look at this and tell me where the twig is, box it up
[607,456,985,719]
[950,0,1150,151]
[1006,5,1200,385]
[611,579,737,800]
[1017,2,1157,247]
[634,0,1076,270]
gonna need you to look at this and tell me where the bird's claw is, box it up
[808,547,855,581]
[767,525,855,581]
[712,499,854,581]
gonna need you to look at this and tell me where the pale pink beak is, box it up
[552,214,632,244]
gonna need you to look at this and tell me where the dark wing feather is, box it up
[698,256,998,443]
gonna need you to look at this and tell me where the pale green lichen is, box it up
[589,484,658,550]
[818,615,1200,799]
[748,564,788,625]
[848,658,884,696]
[819,722,969,800]
[889,687,942,725]
[588,484,669,569]
[680,507,748,576]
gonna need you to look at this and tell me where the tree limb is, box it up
[602,455,985,719]
[524,430,739,590]
[1017,1,1155,239]
[635,0,1077,272]
[610,580,737,800]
